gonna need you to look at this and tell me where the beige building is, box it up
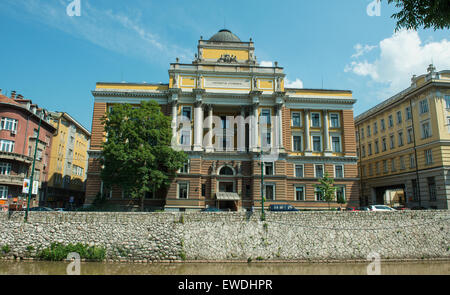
[355,65,450,209]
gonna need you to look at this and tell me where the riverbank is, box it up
[1,260,449,275]
[1,211,449,263]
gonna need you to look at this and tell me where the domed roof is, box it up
[209,29,241,42]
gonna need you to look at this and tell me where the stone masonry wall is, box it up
[0,211,449,262]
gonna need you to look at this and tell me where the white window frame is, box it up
[314,164,324,178]
[405,106,412,120]
[335,185,346,202]
[295,164,304,178]
[177,181,189,199]
[0,140,15,153]
[291,112,302,127]
[311,112,321,128]
[0,117,18,132]
[314,187,324,201]
[0,162,12,175]
[260,108,272,125]
[264,183,276,201]
[329,113,340,128]
[331,135,342,153]
[311,134,322,152]
[0,185,8,199]
[334,164,344,178]
[407,128,413,144]
[419,99,429,114]
[425,149,433,165]
[179,159,190,174]
[292,134,303,152]
[396,111,402,124]
[388,115,394,128]
[181,106,192,121]
[421,121,431,139]
[263,162,274,176]
[295,185,305,201]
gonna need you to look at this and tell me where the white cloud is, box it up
[0,0,192,64]
[351,44,377,58]
[260,61,273,67]
[285,78,304,89]
[345,30,450,95]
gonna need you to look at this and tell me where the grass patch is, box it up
[37,243,106,261]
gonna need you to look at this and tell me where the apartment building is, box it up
[355,65,450,209]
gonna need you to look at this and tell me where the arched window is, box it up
[219,166,234,176]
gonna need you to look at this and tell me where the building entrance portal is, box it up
[219,182,234,193]
[375,185,406,207]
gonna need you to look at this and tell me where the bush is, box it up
[1,245,10,254]
[37,243,106,261]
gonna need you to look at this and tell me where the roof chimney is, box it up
[17,94,23,100]
[11,90,16,99]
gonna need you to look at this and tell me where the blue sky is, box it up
[0,0,449,131]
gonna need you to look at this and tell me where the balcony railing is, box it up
[0,174,27,186]
[0,151,33,164]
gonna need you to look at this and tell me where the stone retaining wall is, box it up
[0,211,449,262]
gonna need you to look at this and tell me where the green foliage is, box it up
[387,0,450,31]
[101,100,188,211]
[37,243,106,261]
[1,245,10,254]
[256,256,264,261]
[314,172,337,209]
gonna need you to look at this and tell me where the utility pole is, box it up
[25,114,42,222]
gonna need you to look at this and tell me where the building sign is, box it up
[204,77,250,89]
[22,179,30,194]
[32,181,39,195]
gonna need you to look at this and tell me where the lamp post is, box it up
[25,114,42,222]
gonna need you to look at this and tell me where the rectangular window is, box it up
[292,136,302,152]
[406,107,412,120]
[361,128,365,139]
[391,158,396,172]
[419,99,429,114]
[398,131,404,146]
[373,122,378,134]
[396,111,402,124]
[380,119,385,131]
[407,128,413,144]
[390,135,395,149]
[315,164,324,178]
[180,130,191,146]
[375,162,380,174]
[400,156,405,170]
[374,140,379,154]
[0,117,18,131]
[265,184,275,200]
[368,163,373,176]
[295,164,304,178]
[332,136,341,152]
[0,186,8,199]
[311,113,321,127]
[425,149,433,165]
[368,143,372,156]
[295,186,305,201]
[0,140,14,153]
[292,112,301,127]
[410,154,416,168]
[428,177,436,201]
[315,187,324,201]
[312,136,322,152]
[182,106,192,120]
[445,96,450,109]
[178,182,189,199]
[412,179,419,201]
[383,160,388,173]
[382,138,387,152]
[330,113,340,128]
[179,160,190,173]
[335,186,345,202]
[388,115,393,128]
[0,163,11,175]
[264,162,274,176]
[361,145,366,157]
[367,125,371,137]
[334,165,344,178]
[261,109,271,124]
[421,122,431,139]
[201,183,206,197]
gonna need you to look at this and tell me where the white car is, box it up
[368,205,396,211]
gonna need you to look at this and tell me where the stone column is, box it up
[304,109,310,153]
[237,108,246,152]
[171,102,178,145]
[251,104,259,152]
[193,101,204,151]
[276,104,284,152]
[205,105,214,152]
[323,110,332,156]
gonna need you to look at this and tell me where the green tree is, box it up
[387,0,450,31]
[314,172,337,210]
[100,100,188,211]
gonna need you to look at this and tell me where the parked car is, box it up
[27,207,54,212]
[357,206,370,211]
[411,206,427,210]
[54,208,66,212]
[367,205,396,211]
[201,207,221,212]
[393,206,409,210]
[346,207,358,211]
[269,204,299,212]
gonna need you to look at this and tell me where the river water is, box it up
[0,261,449,275]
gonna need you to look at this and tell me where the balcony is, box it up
[0,174,26,186]
[0,151,32,164]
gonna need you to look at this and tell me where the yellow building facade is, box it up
[355,65,450,209]
[45,112,91,208]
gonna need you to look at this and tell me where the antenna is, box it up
[321,75,324,89]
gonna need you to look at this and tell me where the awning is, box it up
[216,192,240,201]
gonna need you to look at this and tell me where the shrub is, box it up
[37,243,106,261]
[1,245,10,254]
